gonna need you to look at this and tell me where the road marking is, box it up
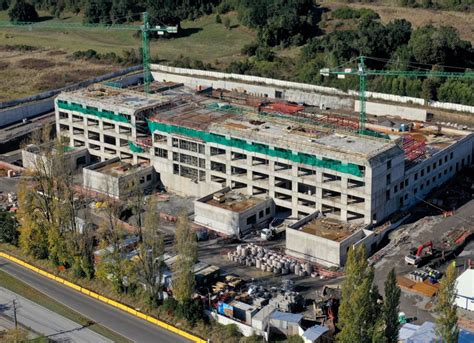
[0,252,206,343]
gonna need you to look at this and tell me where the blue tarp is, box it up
[407,322,437,343]
[459,329,474,343]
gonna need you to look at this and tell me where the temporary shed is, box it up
[252,305,276,331]
[269,311,303,336]
[302,325,330,343]
[455,269,474,311]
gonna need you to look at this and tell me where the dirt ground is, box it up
[0,46,119,101]
[373,171,474,325]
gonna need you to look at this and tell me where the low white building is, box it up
[194,187,275,236]
[455,269,474,311]
[286,212,375,267]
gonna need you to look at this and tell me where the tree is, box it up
[215,14,221,23]
[135,197,165,306]
[8,0,38,23]
[172,213,197,304]
[336,245,380,343]
[383,268,401,343]
[435,263,459,343]
[0,209,18,245]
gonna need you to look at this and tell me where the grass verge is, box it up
[0,269,131,343]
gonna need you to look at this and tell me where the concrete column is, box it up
[268,160,275,198]
[225,149,232,187]
[315,170,323,211]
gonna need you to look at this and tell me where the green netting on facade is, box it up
[148,120,363,177]
[128,141,144,153]
[57,100,130,124]
[104,81,123,88]
[206,102,244,114]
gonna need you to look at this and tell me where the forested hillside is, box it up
[1,0,473,105]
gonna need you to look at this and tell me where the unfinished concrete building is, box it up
[55,81,474,226]
[286,212,375,267]
[83,157,156,199]
[194,187,275,236]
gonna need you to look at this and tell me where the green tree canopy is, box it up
[337,245,381,343]
[435,263,459,343]
[383,268,401,343]
[0,209,18,245]
[8,0,39,23]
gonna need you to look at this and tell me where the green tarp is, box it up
[147,120,363,177]
[128,141,144,153]
[57,100,130,124]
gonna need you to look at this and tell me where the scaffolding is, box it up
[400,135,426,161]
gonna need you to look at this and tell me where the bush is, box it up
[255,47,275,62]
[241,42,258,56]
[332,7,379,20]
[215,14,222,23]
[0,210,18,245]
[175,299,204,326]
[162,297,178,316]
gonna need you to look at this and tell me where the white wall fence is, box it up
[0,66,142,110]
[151,64,474,114]
[0,68,143,128]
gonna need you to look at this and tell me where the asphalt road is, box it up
[0,257,191,343]
[0,286,112,342]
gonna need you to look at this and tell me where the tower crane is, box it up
[320,56,474,134]
[0,12,177,93]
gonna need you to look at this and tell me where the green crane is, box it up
[0,12,177,93]
[320,56,474,134]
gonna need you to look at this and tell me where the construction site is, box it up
[0,64,470,341]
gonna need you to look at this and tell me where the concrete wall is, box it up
[285,212,374,266]
[83,158,121,197]
[355,101,427,122]
[83,158,156,198]
[151,71,352,109]
[194,187,275,236]
[22,146,90,173]
[152,64,474,114]
[0,99,53,128]
[0,67,142,128]
[1,66,141,110]
[209,312,260,337]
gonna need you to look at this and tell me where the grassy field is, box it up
[320,1,474,43]
[0,46,120,101]
[0,11,254,101]
[0,11,255,63]
[0,269,130,343]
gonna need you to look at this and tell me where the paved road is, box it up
[0,286,112,342]
[0,258,190,343]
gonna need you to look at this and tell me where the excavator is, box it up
[405,241,433,266]
[405,228,473,268]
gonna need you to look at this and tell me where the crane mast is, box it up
[321,56,474,135]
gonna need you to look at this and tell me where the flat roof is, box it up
[203,191,267,213]
[94,160,150,177]
[58,85,172,112]
[149,97,396,160]
[299,217,356,242]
